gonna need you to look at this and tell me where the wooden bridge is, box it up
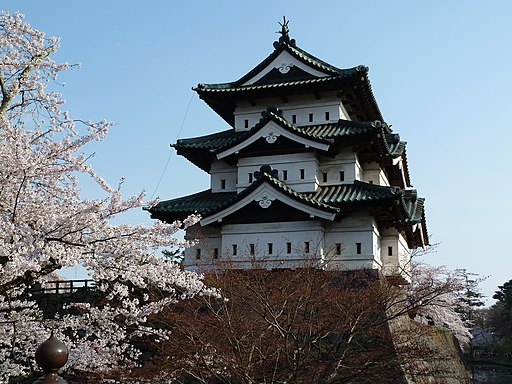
[31,279,96,294]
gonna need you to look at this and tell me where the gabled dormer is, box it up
[194,20,382,126]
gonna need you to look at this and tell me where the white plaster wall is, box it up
[233,93,349,131]
[380,227,412,278]
[362,162,390,186]
[220,221,326,268]
[237,153,319,193]
[185,214,388,272]
[317,149,362,185]
[184,225,222,268]
[323,214,382,270]
[210,159,237,192]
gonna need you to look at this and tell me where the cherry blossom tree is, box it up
[407,262,479,347]
[0,11,210,381]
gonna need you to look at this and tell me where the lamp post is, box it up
[33,333,68,384]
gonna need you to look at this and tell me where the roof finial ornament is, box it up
[273,16,296,49]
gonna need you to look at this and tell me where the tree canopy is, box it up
[0,11,210,381]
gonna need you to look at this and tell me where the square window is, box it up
[356,242,362,255]
[232,244,237,256]
[286,242,292,254]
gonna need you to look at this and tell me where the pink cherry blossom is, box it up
[0,12,211,380]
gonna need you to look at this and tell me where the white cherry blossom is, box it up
[0,12,210,380]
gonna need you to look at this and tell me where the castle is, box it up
[147,19,428,278]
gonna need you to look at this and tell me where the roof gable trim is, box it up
[216,120,330,160]
[241,50,330,86]
[200,182,336,226]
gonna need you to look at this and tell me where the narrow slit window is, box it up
[244,119,249,128]
[220,179,226,189]
[339,170,345,181]
[232,244,237,256]
[283,170,288,180]
[249,244,255,256]
[305,241,310,254]
[388,246,393,256]
[336,243,342,255]
[356,242,362,255]
[195,248,201,260]
[292,114,297,124]
[249,173,253,183]
[300,169,305,179]
[322,172,328,182]
[286,242,292,254]
[308,113,314,122]
[325,111,330,120]
[213,248,219,259]
[268,243,273,255]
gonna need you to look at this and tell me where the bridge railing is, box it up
[31,279,96,295]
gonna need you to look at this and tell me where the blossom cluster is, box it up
[0,12,209,380]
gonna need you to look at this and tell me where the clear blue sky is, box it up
[3,1,511,304]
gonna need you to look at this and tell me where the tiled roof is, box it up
[195,72,363,93]
[148,177,424,228]
[175,113,387,153]
[173,112,405,174]
[173,129,245,151]
[147,190,236,222]
[193,40,383,125]
[220,41,351,88]
[310,181,398,205]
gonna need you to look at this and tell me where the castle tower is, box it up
[147,20,428,278]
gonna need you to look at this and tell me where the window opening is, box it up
[283,170,288,180]
[356,242,362,255]
[336,243,342,255]
[213,248,219,259]
[308,113,314,122]
[339,170,345,181]
[249,173,253,183]
[322,172,328,182]
[325,111,330,120]
[286,242,292,254]
[232,244,237,256]
[388,246,393,256]
[249,244,255,256]
[244,119,249,128]
[221,179,226,189]
[268,243,273,255]
[195,248,201,260]
[292,114,297,124]
[300,169,305,179]
[305,241,310,253]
